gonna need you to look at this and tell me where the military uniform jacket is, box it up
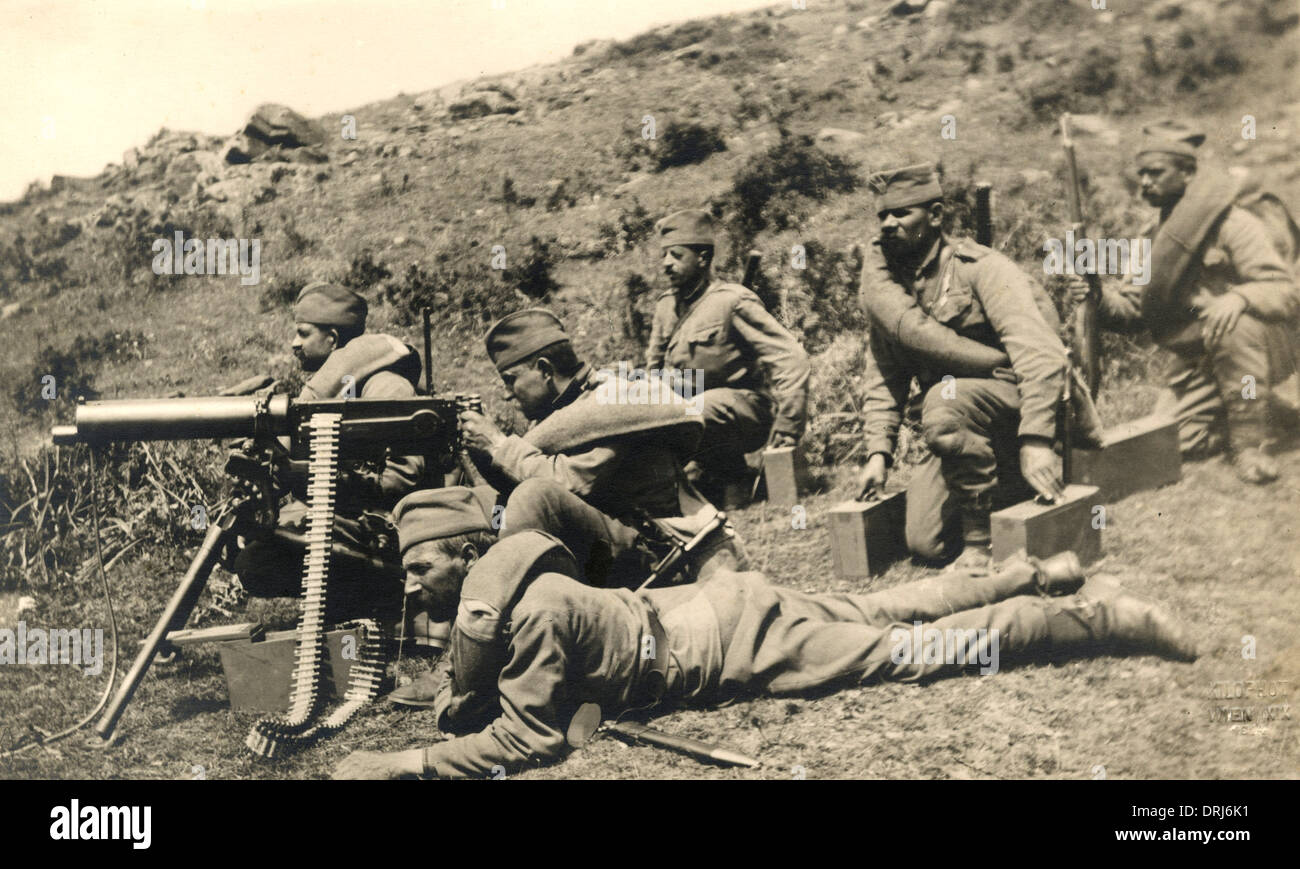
[487,364,682,520]
[423,532,720,779]
[296,333,426,510]
[859,236,1067,459]
[1096,207,1296,350]
[646,280,811,439]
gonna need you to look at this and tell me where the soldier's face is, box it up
[1137,155,1191,208]
[292,322,337,372]
[500,360,554,421]
[878,203,941,260]
[403,541,474,620]
[662,245,710,291]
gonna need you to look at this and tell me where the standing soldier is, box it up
[646,209,811,508]
[857,164,1069,568]
[1066,122,1299,483]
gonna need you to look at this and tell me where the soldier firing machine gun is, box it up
[52,391,481,756]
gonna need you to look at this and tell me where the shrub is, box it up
[341,249,392,292]
[10,330,149,421]
[727,132,861,237]
[504,236,561,299]
[259,264,310,313]
[655,120,727,171]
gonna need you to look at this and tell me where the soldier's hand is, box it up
[459,410,506,453]
[1200,292,1248,348]
[856,454,889,501]
[1020,438,1065,503]
[332,749,424,780]
[1063,274,1094,305]
[769,433,797,449]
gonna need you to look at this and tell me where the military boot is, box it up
[946,502,992,571]
[1230,446,1280,485]
[1043,576,1198,662]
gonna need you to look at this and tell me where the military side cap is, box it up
[656,208,715,248]
[294,281,368,331]
[869,162,944,211]
[1137,120,1206,159]
[393,486,498,553]
[484,308,570,372]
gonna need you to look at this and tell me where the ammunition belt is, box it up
[246,412,386,758]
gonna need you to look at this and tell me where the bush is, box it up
[383,258,523,332]
[341,249,392,292]
[504,236,561,299]
[259,264,310,313]
[10,330,149,422]
[655,120,727,171]
[727,132,860,237]
[608,19,715,59]
[596,199,656,256]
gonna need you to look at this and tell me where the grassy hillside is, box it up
[1,0,1297,778]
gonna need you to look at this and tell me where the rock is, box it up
[832,24,849,37]
[122,147,140,170]
[398,145,416,159]
[890,0,930,16]
[963,77,983,91]
[448,89,520,120]
[1,302,24,321]
[855,16,878,30]
[816,127,868,145]
[393,235,408,246]
[221,134,261,164]
[673,42,706,61]
[1019,168,1052,186]
[925,0,949,18]
[243,103,325,151]
[17,596,37,616]
[339,150,360,167]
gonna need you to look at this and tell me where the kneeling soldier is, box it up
[857,164,1070,568]
[1066,122,1300,483]
[332,487,1196,779]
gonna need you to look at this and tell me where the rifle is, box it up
[1060,114,1102,399]
[52,391,480,743]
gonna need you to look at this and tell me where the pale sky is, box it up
[0,0,776,201]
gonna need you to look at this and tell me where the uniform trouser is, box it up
[689,387,774,480]
[232,501,403,624]
[698,559,1058,696]
[905,377,1035,562]
[501,478,642,587]
[1158,314,1300,457]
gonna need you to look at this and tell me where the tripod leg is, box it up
[95,522,229,742]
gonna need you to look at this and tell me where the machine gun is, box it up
[52,391,481,750]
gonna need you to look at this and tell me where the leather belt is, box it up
[633,607,671,707]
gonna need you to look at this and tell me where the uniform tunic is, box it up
[1093,207,1299,454]
[646,280,811,468]
[419,533,1064,779]
[858,235,1067,559]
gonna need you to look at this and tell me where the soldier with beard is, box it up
[857,164,1070,568]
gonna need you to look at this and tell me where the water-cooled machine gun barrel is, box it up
[51,391,481,744]
[52,393,479,455]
